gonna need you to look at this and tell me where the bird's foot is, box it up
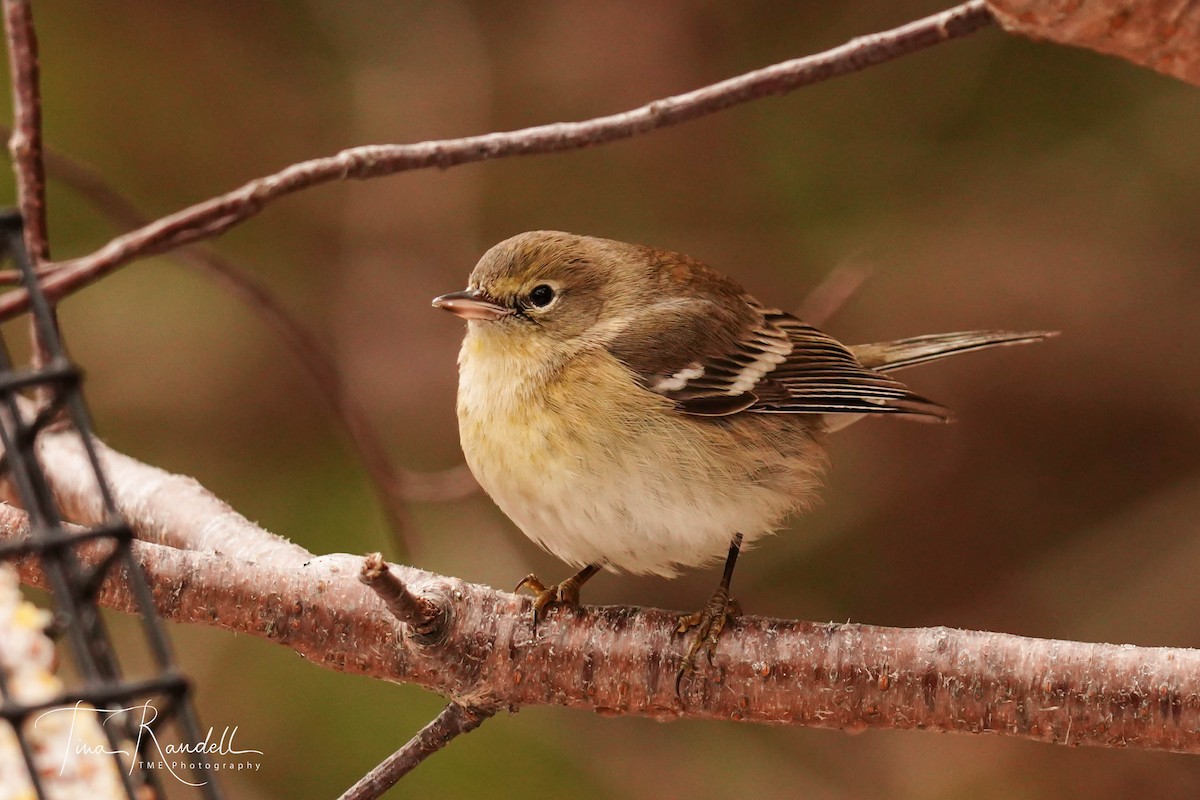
[675,587,741,693]
[515,573,583,623]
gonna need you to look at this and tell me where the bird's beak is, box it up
[432,289,513,321]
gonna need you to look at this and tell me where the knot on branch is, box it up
[360,552,449,643]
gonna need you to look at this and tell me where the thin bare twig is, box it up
[2,0,57,374]
[156,234,479,521]
[0,136,480,553]
[0,0,994,321]
[2,0,47,264]
[36,142,476,506]
[339,703,496,800]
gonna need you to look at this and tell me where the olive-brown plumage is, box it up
[434,231,1051,651]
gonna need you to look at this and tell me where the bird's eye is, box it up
[528,284,555,307]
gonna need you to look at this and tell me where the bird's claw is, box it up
[515,573,582,623]
[675,587,741,695]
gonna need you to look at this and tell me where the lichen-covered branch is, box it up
[0,0,994,321]
[1,441,1199,753]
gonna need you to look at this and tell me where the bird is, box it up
[433,230,1051,676]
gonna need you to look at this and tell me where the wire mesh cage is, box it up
[0,210,221,799]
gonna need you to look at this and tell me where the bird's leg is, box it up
[676,533,744,688]
[515,563,600,623]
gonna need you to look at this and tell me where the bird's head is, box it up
[433,230,657,349]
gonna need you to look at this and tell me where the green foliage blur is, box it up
[5,1,1200,797]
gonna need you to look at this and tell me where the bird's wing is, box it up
[606,293,950,420]
[737,305,951,420]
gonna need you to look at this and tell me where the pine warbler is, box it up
[434,230,1051,673]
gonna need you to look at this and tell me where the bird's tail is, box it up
[850,330,1057,373]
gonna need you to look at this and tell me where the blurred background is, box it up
[3,0,1200,797]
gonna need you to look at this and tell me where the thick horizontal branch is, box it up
[0,0,993,321]
[2,434,1200,752]
[5,505,1199,751]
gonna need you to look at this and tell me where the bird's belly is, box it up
[470,436,777,576]
[457,350,825,577]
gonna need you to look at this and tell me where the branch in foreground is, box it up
[6,505,1200,752]
[0,0,994,321]
[3,438,1200,754]
[339,702,496,800]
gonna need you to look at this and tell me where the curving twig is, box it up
[348,557,493,794]
[0,136,479,552]
[339,702,496,800]
[34,143,478,510]
[0,0,995,321]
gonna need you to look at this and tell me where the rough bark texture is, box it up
[989,0,1200,86]
[3,479,1199,753]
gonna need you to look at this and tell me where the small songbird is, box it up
[434,231,1051,673]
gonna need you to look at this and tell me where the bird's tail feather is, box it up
[851,330,1057,373]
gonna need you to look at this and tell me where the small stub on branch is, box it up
[989,0,1200,87]
[360,553,447,641]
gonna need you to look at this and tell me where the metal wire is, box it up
[0,210,222,798]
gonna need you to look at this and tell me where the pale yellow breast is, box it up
[454,325,826,575]
[457,327,668,496]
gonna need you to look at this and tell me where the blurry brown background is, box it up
[4,1,1200,797]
